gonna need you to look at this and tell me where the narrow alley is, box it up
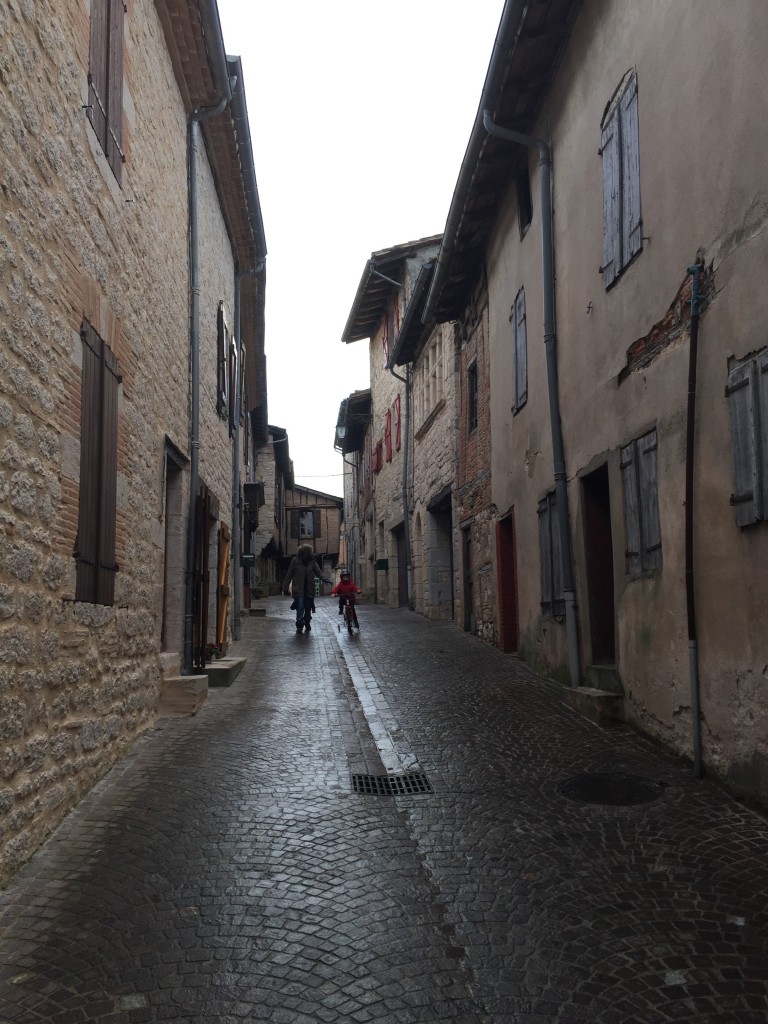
[1,600,767,1024]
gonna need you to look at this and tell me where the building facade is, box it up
[0,0,266,884]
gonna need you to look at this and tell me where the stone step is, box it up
[584,664,623,693]
[158,674,208,717]
[564,686,624,728]
[203,657,247,688]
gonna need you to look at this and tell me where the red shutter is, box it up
[394,395,401,451]
[384,409,392,462]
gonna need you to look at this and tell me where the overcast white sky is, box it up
[216,0,506,495]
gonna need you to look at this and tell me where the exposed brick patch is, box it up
[619,263,714,382]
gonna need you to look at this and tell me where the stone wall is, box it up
[0,0,236,884]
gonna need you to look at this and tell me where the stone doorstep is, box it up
[565,686,624,728]
[158,674,208,717]
[203,656,247,688]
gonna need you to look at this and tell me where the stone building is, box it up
[0,0,266,884]
[282,484,344,588]
[340,237,441,608]
[244,424,293,598]
[422,0,768,803]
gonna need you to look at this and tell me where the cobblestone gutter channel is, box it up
[0,600,766,1022]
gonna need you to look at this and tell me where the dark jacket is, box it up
[282,545,323,597]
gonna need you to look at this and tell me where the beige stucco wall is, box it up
[487,0,768,792]
[0,0,240,882]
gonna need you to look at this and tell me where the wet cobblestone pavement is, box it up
[2,599,768,1023]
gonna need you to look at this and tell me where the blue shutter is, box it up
[727,359,762,526]
[620,441,641,573]
[514,288,527,409]
[637,428,661,570]
[620,72,642,266]
[601,108,621,288]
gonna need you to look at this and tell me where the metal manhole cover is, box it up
[352,773,433,796]
[557,771,665,806]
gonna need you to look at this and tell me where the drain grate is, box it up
[352,773,433,796]
[557,771,665,806]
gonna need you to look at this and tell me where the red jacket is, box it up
[331,579,361,598]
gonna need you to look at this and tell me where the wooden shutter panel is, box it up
[758,350,768,516]
[620,441,641,573]
[106,0,124,182]
[536,495,548,606]
[637,428,661,569]
[515,288,527,409]
[385,409,392,462]
[620,72,642,266]
[97,345,119,604]
[601,108,621,288]
[727,359,762,526]
[290,509,300,538]
[314,509,322,539]
[88,0,109,153]
[76,326,102,601]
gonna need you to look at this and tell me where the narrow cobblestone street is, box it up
[1,599,767,1023]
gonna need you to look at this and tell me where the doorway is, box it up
[496,511,519,653]
[582,464,616,664]
[394,526,408,607]
[462,527,474,632]
[161,444,186,654]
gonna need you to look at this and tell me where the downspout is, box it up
[182,73,234,674]
[482,111,579,687]
[232,263,263,642]
[389,362,412,607]
[685,261,703,778]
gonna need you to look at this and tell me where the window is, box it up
[393,395,401,451]
[290,509,322,539]
[517,164,533,237]
[538,491,564,618]
[384,408,393,462]
[373,440,384,473]
[726,349,768,526]
[511,288,527,412]
[620,427,662,574]
[87,0,125,183]
[217,302,230,420]
[76,322,120,605]
[601,70,642,288]
[467,360,478,434]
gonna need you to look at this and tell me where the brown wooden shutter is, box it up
[106,0,124,183]
[76,325,102,601]
[97,344,120,604]
[76,323,119,605]
[314,509,322,539]
[290,509,300,537]
[88,0,109,155]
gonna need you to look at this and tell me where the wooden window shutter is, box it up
[290,509,300,538]
[88,0,124,183]
[637,428,661,569]
[514,288,527,409]
[727,359,762,526]
[620,440,642,574]
[758,350,768,515]
[601,106,621,288]
[88,0,109,157]
[394,395,401,451]
[76,323,119,605]
[384,408,392,462]
[228,333,238,436]
[620,72,642,267]
[314,509,322,539]
[106,0,124,183]
[217,303,228,418]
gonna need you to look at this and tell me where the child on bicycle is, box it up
[330,570,362,627]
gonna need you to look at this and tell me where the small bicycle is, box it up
[338,596,359,634]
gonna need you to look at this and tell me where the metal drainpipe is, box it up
[231,263,263,642]
[389,363,412,607]
[685,262,703,777]
[482,111,580,687]
[182,90,232,676]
